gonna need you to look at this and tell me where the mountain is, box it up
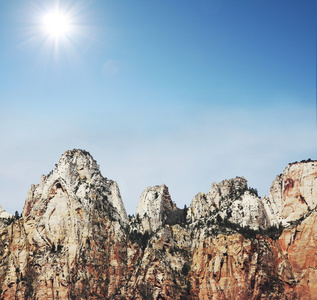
[0,150,316,299]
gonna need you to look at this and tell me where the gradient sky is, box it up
[0,0,316,215]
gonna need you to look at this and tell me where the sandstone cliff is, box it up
[264,160,317,226]
[0,151,316,299]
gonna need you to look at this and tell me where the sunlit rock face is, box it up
[0,149,128,299]
[187,177,248,223]
[135,184,177,233]
[22,149,128,224]
[229,191,271,230]
[266,160,317,225]
[0,152,316,299]
[187,177,272,231]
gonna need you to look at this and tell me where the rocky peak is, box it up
[0,149,130,299]
[20,149,129,265]
[135,184,176,233]
[265,160,317,226]
[22,149,127,224]
[188,176,248,222]
[55,149,101,183]
[188,176,272,230]
[215,176,248,203]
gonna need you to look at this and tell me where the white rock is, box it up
[188,177,248,223]
[188,176,272,230]
[230,191,271,230]
[22,149,128,224]
[0,204,12,220]
[136,184,176,233]
[21,149,128,251]
[265,161,317,225]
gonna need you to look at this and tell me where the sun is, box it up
[23,2,93,62]
[42,11,71,38]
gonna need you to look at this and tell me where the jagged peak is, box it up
[50,149,102,181]
[22,149,128,224]
[188,176,269,231]
[209,176,248,202]
[189,176,252,213]
[58,149,98,166]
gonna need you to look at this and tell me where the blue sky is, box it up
[0,0,316,215]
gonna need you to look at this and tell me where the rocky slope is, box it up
[0,151,316,299]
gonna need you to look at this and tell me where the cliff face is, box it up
[0,151,316,299]
[265,161,317,225]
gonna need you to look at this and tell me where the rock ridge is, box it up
[0,150,316,299]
